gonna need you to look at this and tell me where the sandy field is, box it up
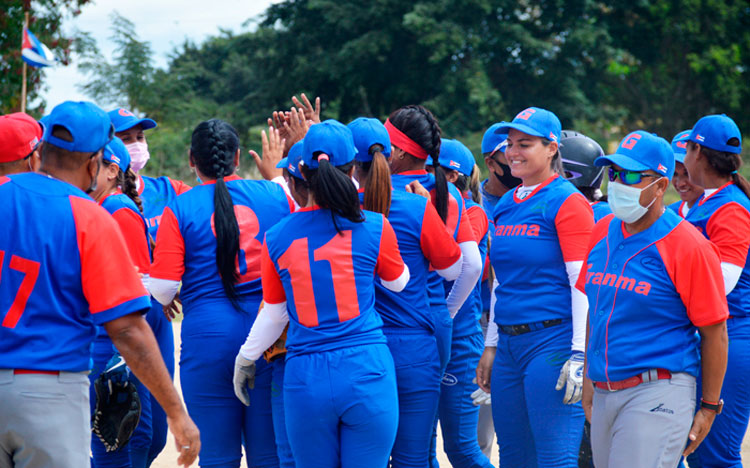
[151,322,744,467]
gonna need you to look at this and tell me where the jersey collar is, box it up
[698,180,733,206]
[200,174,242,185]
[98,189,123,206]
[396,169,428,176]
[512,173,558,204]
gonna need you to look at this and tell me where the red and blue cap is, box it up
[438,138,474,177]
[43,101,114,153]
[107,107,157,133]
[595,130,674,180]
[494,107,561,143]
[0,112,43,163]
[688,114,742,154]
[301,119,357,169]
[103,136,131,172]
[348,117,391,162]
[482,122,507,154]
[671,129,691,163]
[275,141,305,180]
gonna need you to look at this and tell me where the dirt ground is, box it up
[151,322,745,467]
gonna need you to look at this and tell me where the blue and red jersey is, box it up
[100,191,151,275]
[685,182,750,317]
[445,196,489,337]
[490,174,593,325]
[137,174,191,239]
[150,175,293,311]
[391,170,475,312]
[577,212,728,382]
[358,189,461,333]
[261,207,406,356]
[0,173,151,372]
[591,200,612,223]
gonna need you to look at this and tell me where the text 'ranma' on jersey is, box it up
[583,269,651,296]
[494,224,540,237]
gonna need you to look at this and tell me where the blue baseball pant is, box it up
[144,302,174,467]
[283,343,399,468]
[490,321,583,467]
[180,306,278,468]
[271,358,294,468]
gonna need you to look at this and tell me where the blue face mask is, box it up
[608,177,662,223]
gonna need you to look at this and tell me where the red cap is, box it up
[0,113,43,163]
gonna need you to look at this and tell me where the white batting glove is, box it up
[233,354,256,406]
[470,377,491,405]
[555,351,584,404]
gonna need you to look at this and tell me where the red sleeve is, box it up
[705,202,750,267]
[575,214,613,293]
[70,197,148,315]
[111,208,151,275]
[455,197,475,244]
[169,178,192,195]
[555,193,595,262]
[376,216,406,281]
[420,201,462,270]
[465,205,489,243]
[657,222,729,327]
[261,239,286,304]
[150,207,185,281]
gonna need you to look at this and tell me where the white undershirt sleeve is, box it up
[149,277,180,306]
[381,265,410,292]
[566,260,587,352]
[435,254,463,281]
[721,262,743,295]
[485,278,499,347]
[238,302,290,361]
[446,241,482,318]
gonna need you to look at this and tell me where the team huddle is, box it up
[0,95,746,468]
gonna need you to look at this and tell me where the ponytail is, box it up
[190,119,242,307]
[121,167,144,214]
[362,144,391,217]
[690,139,750,201]
[469,165,482,204]
[302,156,364,234]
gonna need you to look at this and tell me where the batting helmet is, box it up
[560,130,606,189]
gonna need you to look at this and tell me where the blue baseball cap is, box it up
[595,130,674,180]
[276,141,305,180]
[348,117,391,162]
[301,120,357,169]
[103,137,131,171]
[671,129,691,163]
[688,114,742,154]
[426,155,434,165]
[43,101,114,153]
[438,139,474,176]
[494,107,561,143]
[482,123,507,154]
[107,107,157,133]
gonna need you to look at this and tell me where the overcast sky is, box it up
[37,0,278,109]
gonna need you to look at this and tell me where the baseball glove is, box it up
[92,354,141,452]
[263,325,289,362]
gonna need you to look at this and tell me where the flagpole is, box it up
[20,11,29,113]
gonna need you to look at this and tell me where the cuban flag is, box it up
[21,27,57,68]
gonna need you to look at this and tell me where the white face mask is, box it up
[126,141,150,173]
[608,177,662,224]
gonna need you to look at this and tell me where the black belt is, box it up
[499,319,563,336]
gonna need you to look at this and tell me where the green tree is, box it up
[0,0,92,114]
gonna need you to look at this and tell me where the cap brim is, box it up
[673,152,685,164]
[494,122,544,139]
[594,154,650,171]
[115,118,157,132]
[276,157,288,169]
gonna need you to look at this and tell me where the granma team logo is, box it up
[584,267,652,296]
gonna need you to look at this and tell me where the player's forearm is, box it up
[698,321,728,403]
[105,313,184,416]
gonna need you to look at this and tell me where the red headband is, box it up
[384,119,429,160]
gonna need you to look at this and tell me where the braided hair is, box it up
[388,105,447,221]
[688,138,750,200]
[190,119,242,306]
[101,160,144,213]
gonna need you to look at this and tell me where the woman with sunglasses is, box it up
[668,130,703,218]
[233,120,408,468]
[475,107,593,466]
[579,131,728,468]
[682,114,750,468]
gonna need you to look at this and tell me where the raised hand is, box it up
[291,93,321,124]
[250,127,286,181]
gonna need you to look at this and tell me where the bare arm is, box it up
[105,312,200,466]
